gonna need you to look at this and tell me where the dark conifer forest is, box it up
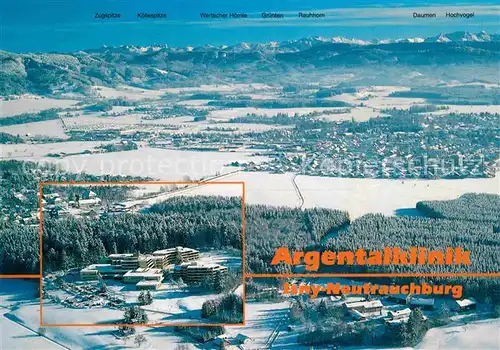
[416,193,500,230]
[0,192,498,302]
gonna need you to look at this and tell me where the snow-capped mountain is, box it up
[424,31,499,43]
[219,31,498,54]
[86,31,498,55]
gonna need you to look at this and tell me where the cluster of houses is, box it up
[9,189,144,225]
[148,114,497,180]
[79,247,228,290]
[285,280,477,327]
[248,150,496,179]
[3,189,38,225]
[213,333,252,348]
[42,190,102,218]
[343,298,425,324]
[341,293,477,325]
[342,294,476,325]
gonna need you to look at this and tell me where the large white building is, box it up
[152,247,200,268]
[79,247,225,290]
[173,261,228,284]
[123,268,164,284]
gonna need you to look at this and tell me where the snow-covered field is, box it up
[0,280,38,307]
[209,106,385,122]
[0,96,78,117]
[327,85,426,110]
[62,113,194,128]
[42,287,224,325]
[2,144,266,181]
[0,308,64,350]
[91,86,166,101]
[427,105,500,115]
[321,106,386,121]
[1,141,109,159]
[162,83,273,94]
[48,148,256,180]
[91,84,275,101]
[178,172,302,208]
[0,119,69,139]
[173,171,499,218]
[197,250,242,271]
[209,107,344,120]
[0,280,64,349]
[296,174,499,218]
[417,318,500,350]
[225,301,298,348]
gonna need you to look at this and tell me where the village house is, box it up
[78,197,102,209]
[344,300,384,319]
[385,308,412,325]
[452,298,477,312]
[82,190,97,199]
[409,297,435,310]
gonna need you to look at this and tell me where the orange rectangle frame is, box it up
[39,181,246,327]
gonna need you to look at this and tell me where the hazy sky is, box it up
[1,0,499,52]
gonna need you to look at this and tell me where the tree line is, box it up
[323,212,500,302]
[208,99,350,109]
[0,109,61,127]
[0,132,24,144]
[416,193,500,231]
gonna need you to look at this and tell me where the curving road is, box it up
[291,173,305,209]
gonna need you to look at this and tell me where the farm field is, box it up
[0,96,78,117]
[2,144,266,181]
[0,119,69,139]
[1,141,111,159]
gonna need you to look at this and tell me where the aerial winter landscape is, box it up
[1,0,499,349]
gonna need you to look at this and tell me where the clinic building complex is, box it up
[80,247,227,290]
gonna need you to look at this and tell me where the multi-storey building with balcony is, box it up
[152,247,200,268]
[79,247,223,289]
[173,261,228,284]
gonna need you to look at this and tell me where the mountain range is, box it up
[0,31,498,96]
[91,31,500,54]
